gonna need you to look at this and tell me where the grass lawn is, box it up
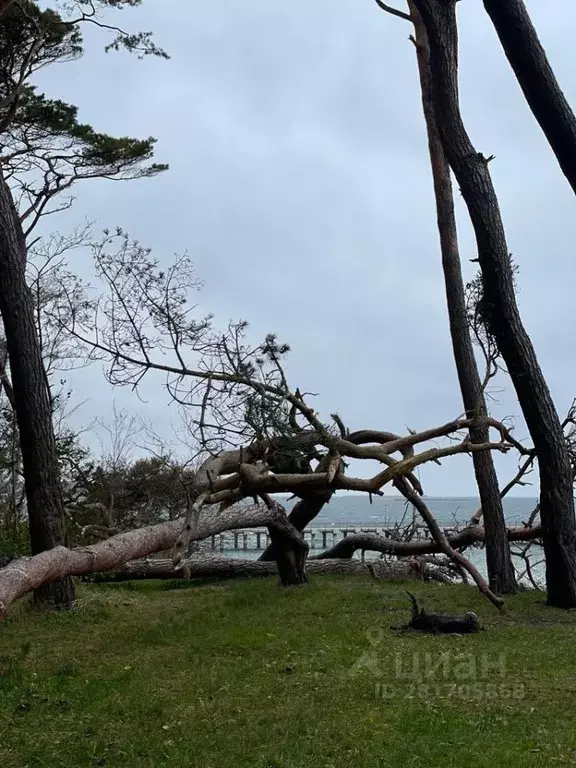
[1,575,576,767]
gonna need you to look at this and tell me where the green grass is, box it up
[1,575,576,767]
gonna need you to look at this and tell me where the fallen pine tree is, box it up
[0,502,307,619]
[0,505,543,620]
[14,222,569,619]
[0,280,554,622]
[82,554,448,582]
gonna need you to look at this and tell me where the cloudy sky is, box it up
[32,0,576,496]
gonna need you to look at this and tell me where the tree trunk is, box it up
[408,0,516,594]
[84,556,441,582]
[259,491,332,561]
[266,508,310,586]
[0,170,74,610]
[483,0,576,197]
[0,510,542,618]
[0,503,315,618]
[411,0,576,607]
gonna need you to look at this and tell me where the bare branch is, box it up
[374,0,412,22]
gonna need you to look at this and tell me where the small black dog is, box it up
[403,591,481,634]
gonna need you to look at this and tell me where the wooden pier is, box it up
[202,524,458,553]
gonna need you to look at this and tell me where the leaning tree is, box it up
[407,0,576,608]
[482,0,576,198]
[373,0,576,607]
[374,0,516,594]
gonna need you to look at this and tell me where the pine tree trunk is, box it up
[0,170,74,609]
[267,523,309,586]
[259,490,332,562]
[412,0,576,607]
[408,1,516,594]
[483,0,576,196]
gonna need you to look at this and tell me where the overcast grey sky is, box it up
[33,0,576,495]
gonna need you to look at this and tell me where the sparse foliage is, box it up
[0,2,168,237]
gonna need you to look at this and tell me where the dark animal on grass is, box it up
[403,591,481,634]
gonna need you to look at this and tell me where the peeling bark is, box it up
[0,503,306,619]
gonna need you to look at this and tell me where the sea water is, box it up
[285,494,538,528]
[224,494,544,585]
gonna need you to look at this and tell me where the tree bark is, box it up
[408,0,516,594]
[411,0,576,607]
[0,508,542,618]
[84,555,439,582]
[483,0,576,197]
[265,501,310,585]
[258,491,332,561]
[0,502,310,618]
[0,170,75,610]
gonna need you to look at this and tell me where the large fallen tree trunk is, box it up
[0,502,306,620]
[0,410,529,620]
[84,555,439,582]
[0,512,543,620]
